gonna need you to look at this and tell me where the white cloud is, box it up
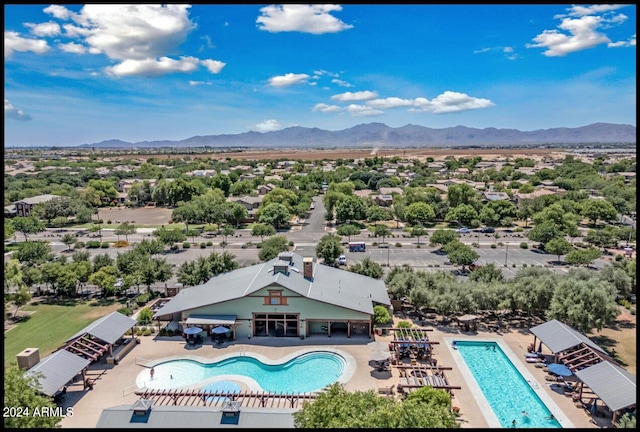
[25,4,226,77]
[255,119,283,132]
[200,59,226,74]
[268,73,310,87]
[25,21,61,37]
[59,42,87,54]
[558,4,627,18]
[106,56,201,77]
[413,91,494,114]
[528,6,632,57]
[608,34,636,48]
[189,80,211,86]
[312,103,342,113]
[331,91,378,102]
[346,104,384,117]
[44,4,74,20]
[366,97,415,109]
[331,78,352,87]
[257,4,353,34]
[4,31,50,58]
[5,99,32,121]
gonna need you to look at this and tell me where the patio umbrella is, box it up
[367,341,389,351]
[370,351,391,362]
[211,326,229,334]
[547,363,573,377]
[184,326,203,335]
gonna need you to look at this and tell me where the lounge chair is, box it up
[377,384,395,395]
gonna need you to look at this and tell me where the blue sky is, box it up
[4,4,636,147]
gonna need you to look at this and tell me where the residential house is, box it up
[14,194,62,217]
[228,196,264,221]
[482,191,511,202]
[153,253,391,339]
[372,194,393,207]
[379,187,403,196]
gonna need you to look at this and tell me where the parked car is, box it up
[481,227,495,233]
[337,255,347,265]
[456,227,471,234]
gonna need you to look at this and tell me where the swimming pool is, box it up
[137,351,346,393]
[452,340,562,429]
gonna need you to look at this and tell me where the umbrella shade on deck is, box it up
[184,327,203,335]
[370,351,391,362]
[211,326,229,334]
[547,363,573,377]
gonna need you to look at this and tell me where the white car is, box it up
[456,227,471,234]
[337,255,347,265]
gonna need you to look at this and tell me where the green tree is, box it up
[565,247,602,267]
[544,237,573,263]
[115,222,137,242]
[373,304,392,325]
[404,202,436,226]
[468,263,504,283]
[5,219,16,241]
[258,202,291,230]
[373,224,392,245]
[527,221,563,246]
[251,223,276,241]
[366,205,387,226]
[11,216,46,241]
[548,275,619,333]
[584,228,618,251]
[89,266,117,297]
[580,199,618,226]
[258,235,289,261]
[335,195,367,223]
[221,225,235,244]
[4,366,63,428]
[349,257,383,279]
[410,226,428,245]
[429,229,458,248]
[316,234,343,265]
[137,307,154,325]
[61,233,77,252]
[14,241,53,265]
[336,224,361,243]
[154,227,187,249]
[443,241,479,272]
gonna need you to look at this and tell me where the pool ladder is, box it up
[527,379,539,389]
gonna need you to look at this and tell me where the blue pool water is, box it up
[455,341,561,429]
[138,351,345,392]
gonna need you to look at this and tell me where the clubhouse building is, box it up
[153,252,391,340]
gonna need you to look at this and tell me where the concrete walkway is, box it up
[58,323,609,428]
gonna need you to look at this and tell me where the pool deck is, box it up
[58,323,610,428]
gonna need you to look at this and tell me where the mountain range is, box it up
[80,122,636,149]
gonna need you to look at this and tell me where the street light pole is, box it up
[504,242,509,267]
[387,246,390,267]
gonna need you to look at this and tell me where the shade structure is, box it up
[547,363,573,377]
[184,326,203,335]
[370,351,391,362]
[211,326,229,335]
[367,341,389,351]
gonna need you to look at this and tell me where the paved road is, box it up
[6,197,616,294]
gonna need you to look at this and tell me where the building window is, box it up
[264,290,287,306]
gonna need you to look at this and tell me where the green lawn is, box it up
[4,298,126,366]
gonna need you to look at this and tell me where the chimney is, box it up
[303,257,314,280]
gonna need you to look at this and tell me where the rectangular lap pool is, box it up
[448,339,568,428]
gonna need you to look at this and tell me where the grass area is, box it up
[4,298,126,366]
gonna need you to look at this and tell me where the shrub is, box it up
[74,241,85,249]
[137,307,154,325]
[631,308,636,315]
[471,242,479,248]
[86,240,101,248]
[219,241,227,248]
[182,242,191,248]
[135,293,150,306]
[397,320,412,328]
[372,242,378,247]
[170,244,179,251]
[100,242,109,248]
[117,307,132,316]
[143,328,152,336]
[490,244,497,249]
[395,242,402,247]
[520,242,528,249]
[416,244,421,248]
[288,240,294,247]
[206,241,213,246]
[514,227,524,232]
[200,242,207,249]
[615,254,623,262]
[497,242,504,246]
[512,263,516,267]
[522,263,528,268]
[106,220,112,224]
[114,240,129,248]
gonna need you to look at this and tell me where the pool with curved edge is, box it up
[136,349,354,393]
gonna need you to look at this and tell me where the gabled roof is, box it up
[154,253,389,318]
[26,350,91,397]
[574,361,636,412]
[530,319,607,355]
[66,311,137,345]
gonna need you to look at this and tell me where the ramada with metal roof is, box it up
[530,319,636,417]
[153,252,390,339]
